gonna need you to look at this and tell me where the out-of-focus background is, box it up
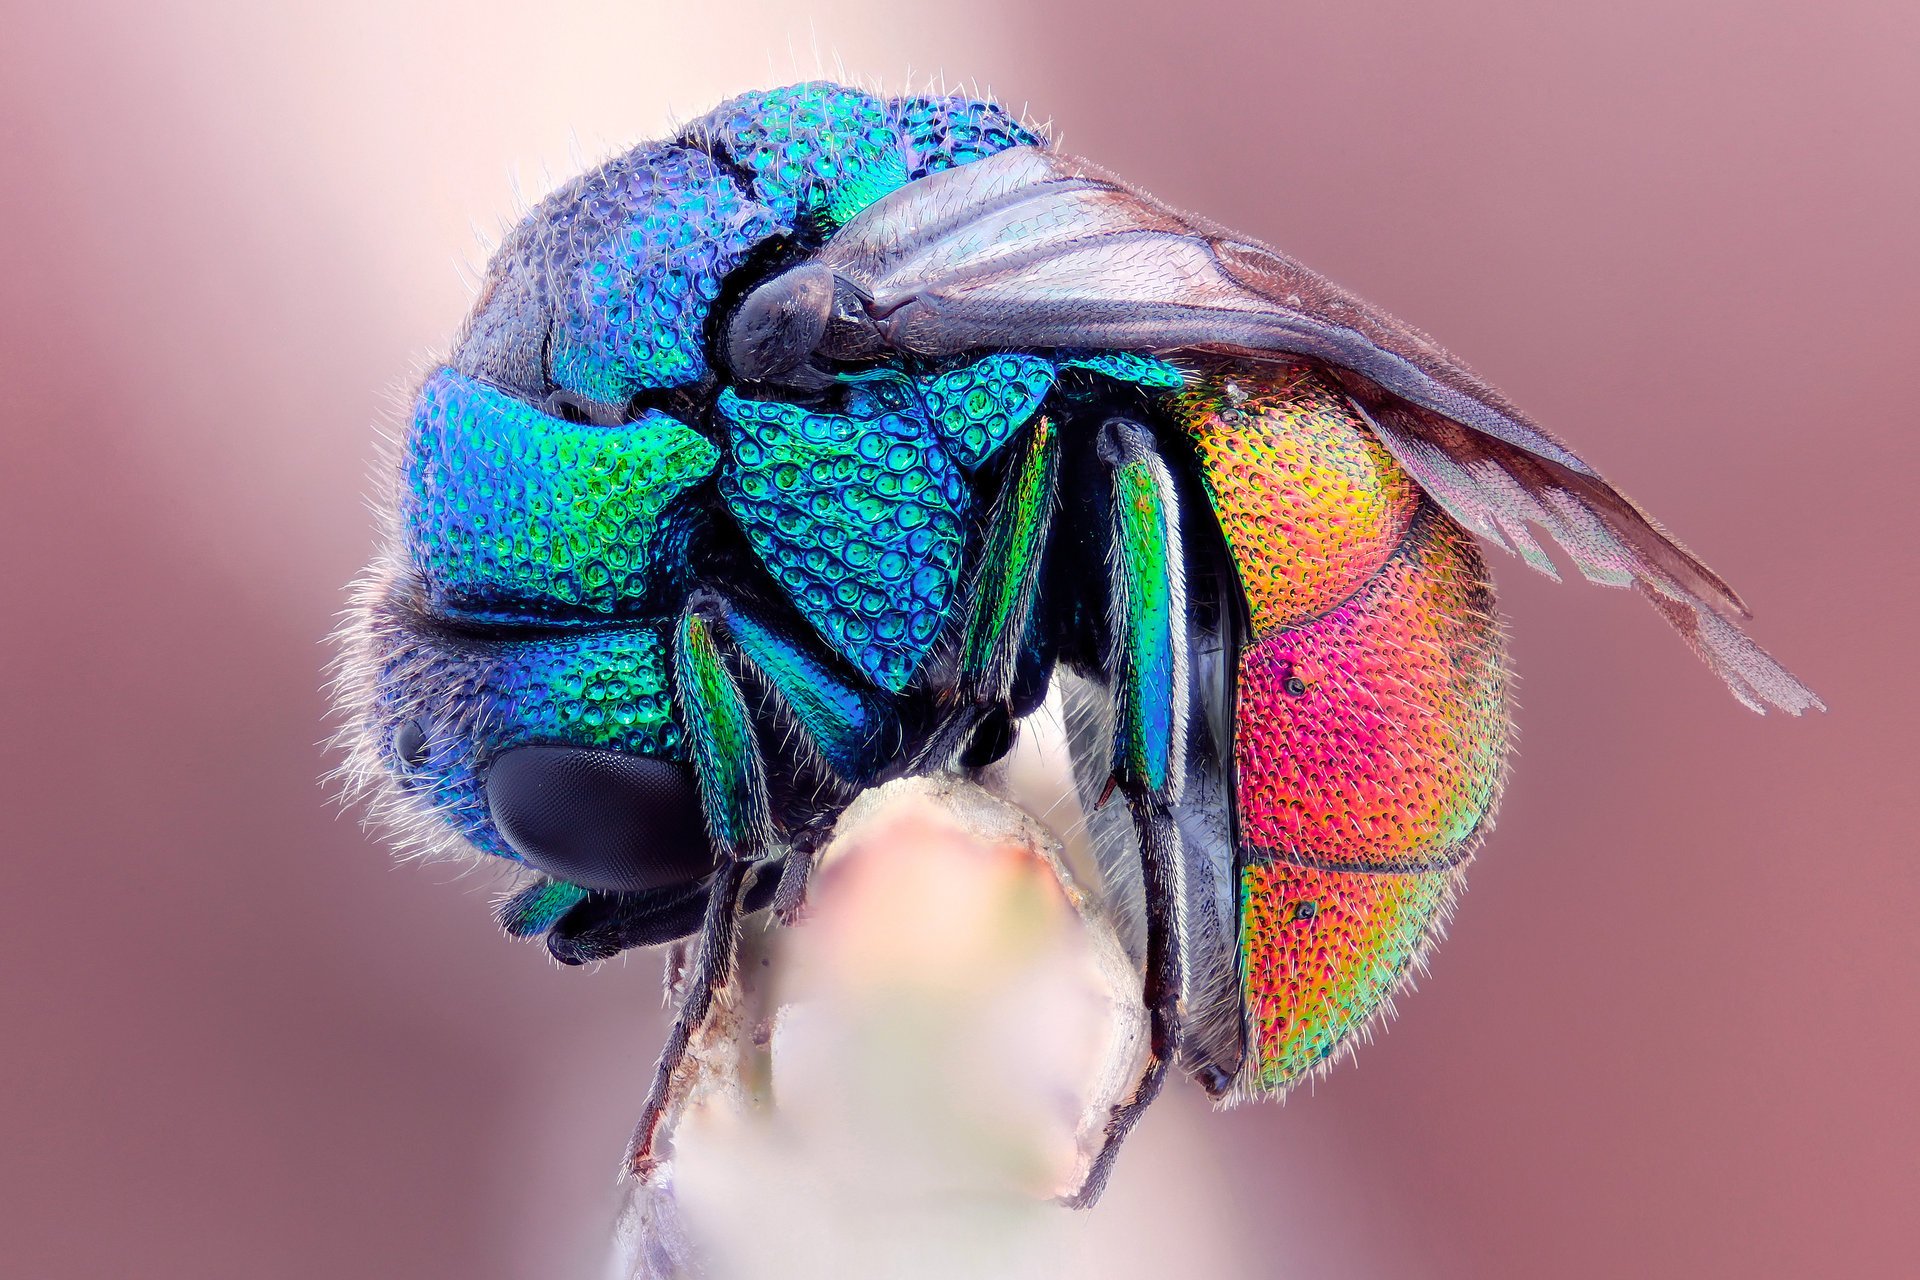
[2,2,1914,1276]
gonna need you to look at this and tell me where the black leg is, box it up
[621,602,772,1178]
[623,857,751,1178]
[1062,416,1194,1207]
[772,831,818,924]
[1064,790,1182,1208]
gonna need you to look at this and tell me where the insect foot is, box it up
[611,776,1147,1280]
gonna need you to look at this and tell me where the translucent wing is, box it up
[813,147,1819,714]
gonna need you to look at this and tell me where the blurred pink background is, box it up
[3,1,1914,1275]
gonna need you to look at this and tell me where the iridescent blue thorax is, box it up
[339,75,1819,1195]
[378,83,1118,867]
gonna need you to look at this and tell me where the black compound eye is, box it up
[393,718,431,769]
[486,745,716,893]
[1283,675,1309,697]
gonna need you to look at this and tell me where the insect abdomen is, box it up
[1173,364,1512,1097]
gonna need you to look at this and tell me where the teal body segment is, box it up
[920,355,1056,468]
[497,879,593,938]
[1059,351,1188,391]
[406,368,717,621]
[716,388,970,693]
[723,604,891,781]
[686,83,1040,237]
[686,82,908,232]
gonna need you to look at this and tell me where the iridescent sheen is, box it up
[722,603,889,781]
[891,93,1042,180]
[961,417,1059,699]
[919,354,1055,468]
[545,144,783,402]
[687,83,1039,237]
[1238,861,1461,1089]
[376,621,682,861]
[405,368,716,621]
[497,879,592,938]
[1058,350,1188,391]
[1234,510,1508,871]
[716,388,970,693]
[1176,364,1422,636]
[1232,506,1508,1091]
[339,76,1817,1187]
[365,85,1050,897]
[686,83,909,234]
[1109,449,1183,796]
[675,612,768,856]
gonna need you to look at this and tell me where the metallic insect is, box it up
[335,82,1819,1202]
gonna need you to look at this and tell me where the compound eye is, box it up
[485,745,716,893]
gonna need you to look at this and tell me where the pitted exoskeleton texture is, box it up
[452,143,786,402]
[338,79,1817,1202]
[407,368,717,621]
[683,82,1042,238]
[716,389,970,693]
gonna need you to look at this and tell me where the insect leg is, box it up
[626,584,905,1172]
[1066,417,1191,1208]
[958,415,1061,707]
[709,595,895,920]
[624,602,774,1179]
[1100,419,1189,801]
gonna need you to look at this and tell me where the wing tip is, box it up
[1635,584,1823,716]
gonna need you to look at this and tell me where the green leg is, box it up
[1070,417,1193,1208]
[674,606,774,860]
[960,416,1061,705]
[626,601,777,1177]
[1100,418,1189,801]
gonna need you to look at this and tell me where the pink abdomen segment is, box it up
[1172,362,1511,1097]
[1233,510,1509,1093]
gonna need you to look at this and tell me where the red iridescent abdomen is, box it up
[1175,365,1512,1095]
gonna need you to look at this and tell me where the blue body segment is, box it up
[716,388,970,693]
[405,368,717,621]
[545,144,785,401]
[722,604,891,781]
[377,622,683,861]
[920,354,1056,468]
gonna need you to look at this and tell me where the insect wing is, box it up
[814,146,1817,714]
